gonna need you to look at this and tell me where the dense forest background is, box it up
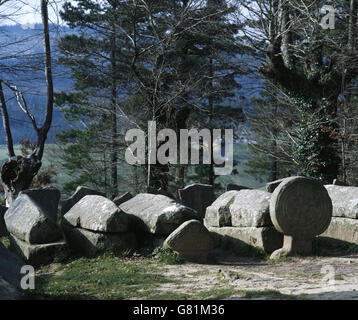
[0,0,357,200]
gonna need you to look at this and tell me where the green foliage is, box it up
[103,246,134,258]
[242,289,298,300]
[151,246,182,265]
[0,236,10,249]
[292,96,340,183]
[29,255,173,300]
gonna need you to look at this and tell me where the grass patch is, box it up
[266,255,292,264]
[146,292,191,300]
[242,289,298,300]
[193,287,241,300]
[29,255,176,300]
[335,274,344,281]
[0,236,10,249]
[151,246,182,265]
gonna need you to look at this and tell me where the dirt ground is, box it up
[156,248,358,300]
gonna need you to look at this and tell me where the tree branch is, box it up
[0,80,15,157]
[36,0,54,160]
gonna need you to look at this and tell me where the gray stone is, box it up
[178,184,215,219]
[0,242,25,299]
[204,191,238,227]
[4,189,62,244]
[333,179,348,186]
[20,187,61,222]
[0,242,24,287]
[119,193,198,235]
[0,277,21,300]
[63,224,137,257]
[226,184,251,192]
[320,217,358,244]
[61,186,105,216]
[0,205,7,236]
[230,190,272,227]
[63,195,131,233]
[204,190,272,228]
[266,178,286,193]
[113,192,133,206]
[164,220,214,262]
[324,185,358,219]
[8,234,66,267]
[270,235,313,259]
[207,226,283,254]
[147,187,175,199]
[269,176,332,259]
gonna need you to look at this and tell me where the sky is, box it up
[0,0,69,26]
[0,0,250,30]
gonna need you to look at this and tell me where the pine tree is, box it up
[55,0,136,197]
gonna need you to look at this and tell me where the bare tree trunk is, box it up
[208,58,214,187]
[0,0,53,206]
[348,0,357,52]
[0,81,15,158]
[110,24,118,197]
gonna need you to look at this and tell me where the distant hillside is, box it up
[0,24,73,144]
[0,24,259,145]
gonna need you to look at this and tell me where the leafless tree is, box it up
[0,0,54,206]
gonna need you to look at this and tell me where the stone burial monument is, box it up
[164,219,215,263]
[178,183,215,220]
[62,195,137,257]
[4,187,66,266]
[320,184,358,244]
[269,176,332,259]
[204,189,283,253]
[0,242,25,300]
[61,185,106,216]
[119,193,199,247]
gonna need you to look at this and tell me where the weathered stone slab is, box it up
[230,190,272,227]
[61,186,105,216]
[333,179,348,186]
[324,185,358,219]
[20,188,61,222]
[320,217,358,244]
[207,226,283,254]
[63,225,137,257]
[226,184,251,192]
[147,187,175,199]
[113,192,133,206]
[164,220,214,262]
[204,191,238,227]
[266,178,286,193]
[178,184,215,219]
[8,234,66,267]
[270,176,332,259]
[0,242,24,292]
[0,277,21,300]
[63,195,131,233]
[205,190,272,228]
[5,190,62,244]
[119,193,198,235]
[0,205,7,236]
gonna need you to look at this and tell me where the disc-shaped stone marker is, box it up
[269,176,332,259]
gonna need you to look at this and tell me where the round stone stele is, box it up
[270,176,332,238]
